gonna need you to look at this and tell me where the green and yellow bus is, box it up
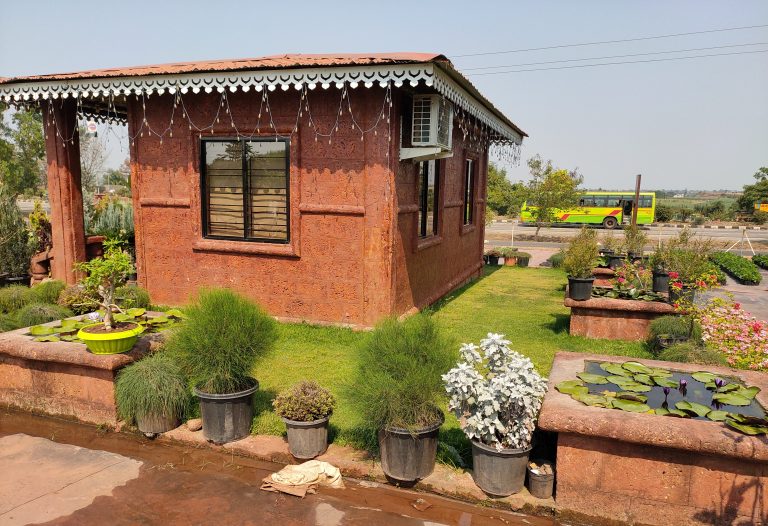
[520,191,656,229]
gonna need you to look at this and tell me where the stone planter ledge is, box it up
[564,294,676,314]
[538,352,768,462]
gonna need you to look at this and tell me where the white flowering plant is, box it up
[442,333,548,451]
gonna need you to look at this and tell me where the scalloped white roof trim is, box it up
[0,64,522,143]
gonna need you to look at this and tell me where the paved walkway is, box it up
[0,411,557,526]
[712,268,768,322]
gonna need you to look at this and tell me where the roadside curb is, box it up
[491,220,763,230]
[157,425,556,517]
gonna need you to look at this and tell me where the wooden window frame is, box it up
[417,160,440,239]
[200,137,290,244]
[463,158,476,226]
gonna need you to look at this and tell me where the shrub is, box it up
[116,352,190,424]
[115,285,151,309]
[600,231,622,253]
[443,333,547,450]
[665,230,716,285]
[709,252,762,285]
[698,298,767,371]
[87,200,134,241]
[15,303,73,327]
[0,314,21,332]
[57,285,99,315]
[753,211,768,225]
[28,200,52,253]
[649,315,701,342]
[547,250,565,268]
[514,251,532,267]
[753,254,768,270]
[164,288,277,394]
[273,380,336,422]
[563,227,598,279]
[654,204,673,223]
[0,185,35,276]
[351,313,453,432]
[0,285,33,314]
[704,261,727,285]
[623,224,647,254]
[30,280,66,305]
[498,247,518,257]
[657,342,727,367]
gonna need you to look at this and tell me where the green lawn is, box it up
[250,266,649,456]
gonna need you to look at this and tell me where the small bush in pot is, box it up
[443,333,547,496]
[623,224,647,260]
[514,252,532,267]
[563,227,598,300]
[164,288,277,444]
[273,380,336,459]
[351,313,453,484]
[116,352,190,438]
[498,247,518,266]
[648,315,701,354]
[484,249,502,266]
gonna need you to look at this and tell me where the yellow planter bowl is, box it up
[77,322,145,355]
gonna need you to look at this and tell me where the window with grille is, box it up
[201,138,289,243]
[417,160,440,238]
[412,97,432,145]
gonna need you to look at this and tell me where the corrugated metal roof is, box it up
[0,53,446,83]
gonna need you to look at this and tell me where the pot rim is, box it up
[77,322,144,341]
[194,378,259,399]
[471,439,532,456]
[568,276,595,283]
[383,410,445,435]
[281,414,331,426]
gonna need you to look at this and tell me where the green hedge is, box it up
[753,254,768,270]
[709,252,762,285]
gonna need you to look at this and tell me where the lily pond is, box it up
[556,360,767,436]
[25,308,185,343]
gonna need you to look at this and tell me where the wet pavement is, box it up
[0,409,558,526]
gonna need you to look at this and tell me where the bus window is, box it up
[607,196,622,207]
[640,195,653,208]
[594,196,608,207]
[580,196,595,207]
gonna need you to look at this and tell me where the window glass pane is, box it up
[427,161,438,235]
[464,159,474,225]
[247,141,288,241]
[205,141,244,238]
[640,195,653,208]
[580,196,596,207]
[417,162,425,237]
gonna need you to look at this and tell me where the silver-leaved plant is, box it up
[443,333,547,451]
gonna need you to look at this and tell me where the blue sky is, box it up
[1,0,766,190]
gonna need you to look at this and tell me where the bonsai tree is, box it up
[0,183,35,277]
[116,352,190,436]
[75,239,134,330]
[563,227,599,279]
[273,380,336,422]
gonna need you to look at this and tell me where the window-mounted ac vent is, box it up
[401,95,453,161]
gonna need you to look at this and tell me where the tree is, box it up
[524,155,584,239]
[486,163,525,217]
[0,104,46,196]
[79,126,107,192]
[0,181,35,276]
[102,158,131,192]
[737,166,768,214]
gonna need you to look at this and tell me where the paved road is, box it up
[0,410,556,526]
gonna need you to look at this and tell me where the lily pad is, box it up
[649,368,673,377]
[622,361,653,375]
[606,375,635,385]
[60,318,80,328]
[712,392,751,407]
[675,401,711,417]
[654,407,670,416]
[706,410,729,422]
[616,392,648,403]
[600,362,631,376]
[556,380,589,396]
[573,393,612,407]
[617,382,652,393]
[633,373,654,386]
[28,325,55,336]
[33,335,60,342]
[653,376,679,388]
[126,308,146,317]
[577,372,609,384]
[691,371,717,384]
[165,308,186,318]
[146,316,170,325]
[612,398,651,413]
[113,313,134,322]
[725,419,768,435]
[663,409,690,418]
[735,386,760,400]
[716,383,740,393]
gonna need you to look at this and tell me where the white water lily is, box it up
[442,333,547,451]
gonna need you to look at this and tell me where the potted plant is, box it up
[443,333,547,496]
[499,247,518,266]
[484,249,502,266]
[165,288,277,444]
[665,233,717,304]
[649,242,671,293]
[273,380,336,459]
[351,313,453,485]
[115,352,189,438]
[598,231,619,256]
[75,240,144,354]
[623,224,647,261]
[563,227,599,300]
[514,252,532,267]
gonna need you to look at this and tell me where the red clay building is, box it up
[0,54,526,327]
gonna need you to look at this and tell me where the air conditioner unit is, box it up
[400,95,454,161]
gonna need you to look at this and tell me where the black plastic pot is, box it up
[471,440,531,496]
[5,275,29,286]
[668,285,695,304]
[655,334,688,350]
[136,412,179,438]
[486,255,500,266]
[598,249,614,257]
[378,412,444,485]
[607,255,624,270]
[652,270,669,293]
[194,378,259,444]
[516,257,530,268]
[627,251,642,263]
[282,415,330,459]
[527,461,555,499]
[567,276,594,301]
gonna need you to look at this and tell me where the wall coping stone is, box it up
[564,294,676,314]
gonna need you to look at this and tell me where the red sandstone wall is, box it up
[127,88,395,326]
[392,96,488,315]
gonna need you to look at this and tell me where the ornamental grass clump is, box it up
[563,227,599,279]
[657,341,727,367]
[273,381,336,422]
[15,303,73,328]
[115,352,190,424]
[164,288,277,394]
[115,284,151,309]
[30,280,66,305]
[351,313,453,432]
[443,333,547,451]
[0,285,33,314]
